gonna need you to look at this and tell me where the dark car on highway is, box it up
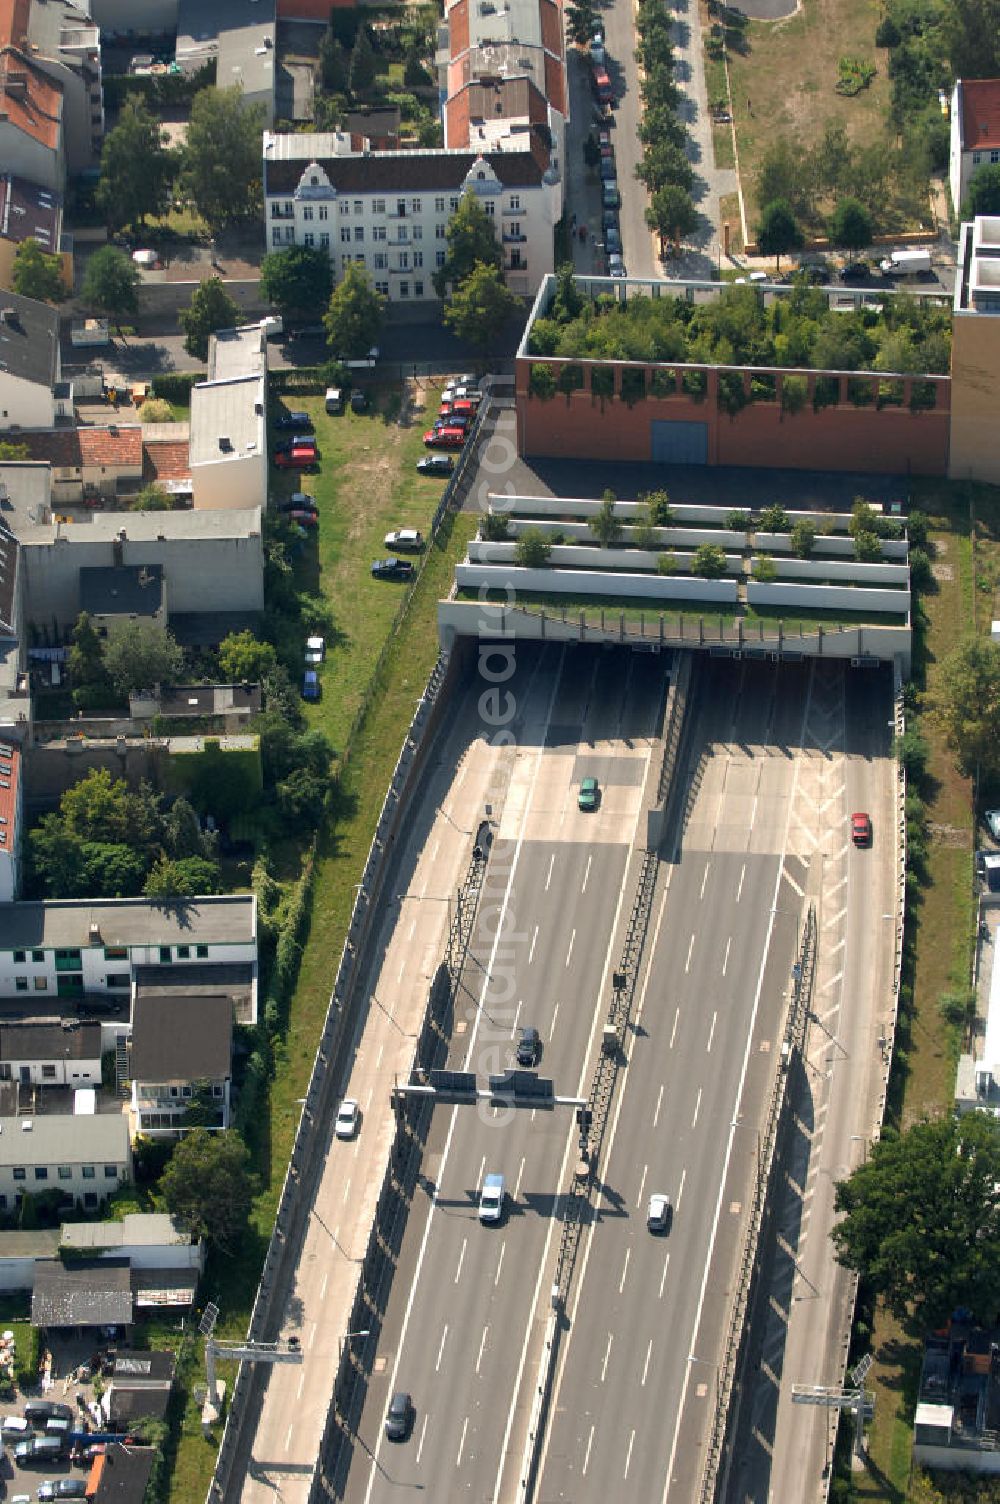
[516,1027,540,1066]
[385,1391,413,1441]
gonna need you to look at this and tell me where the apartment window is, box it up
[177,946,190,960]
[104,946,127,960]
[435,224,446,240]
[510,222,521,237]
[373,253,388,270]
[84,1193,97,1209]
[106,974,128,989]
[413,251,423,268]
[13,950,24,964]
[271,228,282,245]
[32,950,43,963]
[284,201,293,216]
[0,1196,6,1210]
[319,206,328,220]
[12,1168,24,1181]
[373,226,386,242]
[58,1167,71,1181]
[320,232,330,249]
[435,196,445,212]
[375,281,389,296]
[355,253,365,264]
[341,227,352,243]
[34,1168,48,1182]
[15,978,26,992]
[104,1165,118,1179]
[993,150,1000,164]
[973,151,983,164]
[485,201,495,217]
[159,947,171,964]
[339,200,349,215]
[41,1065,55,1080]
[373,198,385,214]
[353,200,362,215]
[415,280,424,298]
[413,225,423,241]
[33,978,47,991]
[410,198,422,214]
[303,206,314,221]
[196,945,209,959]
[436,250,446,268]
[354,226,364,242]
[304,233,315,247]
[397,251,409,270]
[396,198,406,216]
[399,282,409,298]
[450,197,460,210]
[509,194,521,211]
[82,1165,95,1179]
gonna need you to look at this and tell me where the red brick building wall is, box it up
[514,359,951,476]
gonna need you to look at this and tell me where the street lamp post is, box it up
[339,1328,371,1363]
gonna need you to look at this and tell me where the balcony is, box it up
[502,231,527,243]
[270,206,295,221]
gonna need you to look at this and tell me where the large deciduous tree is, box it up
[934,637,1000,779]
[323,262,385,359]
[833,1112,1000,1326]
[179,276,241,360]
[757,200,804,270]
[259,245,334,322]
[963,163,1000,221]
[96,97,175,233]
[81,246,140,329]
[181,86,265,230]
[827,197,873,257]
[432,192,501,298]
[160,1129,253,1251]
[11,238,67,303]
[102,620,184,697]
[443,262,520,351]
[646,184,699,254]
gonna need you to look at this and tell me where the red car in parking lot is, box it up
[423,426,466,449]
[275,446,317,470]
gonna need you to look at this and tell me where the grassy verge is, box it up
[718,0,891,227]
[164,383,477,1503]
[849,481,987,1502]
[719,192,744,254]
[456,586,908,631]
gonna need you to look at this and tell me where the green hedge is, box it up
[151,372,206,404]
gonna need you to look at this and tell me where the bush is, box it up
[752,554,777,582]
[481,513,510,542]
[854,528,883,561]
[529,363,557,399]
[727,510,753,531]
[557,363,585,396]
[894,727,929,778]
[790,519,817,558]
[657,550,678,575]
[642,490,674,526]
[692,543,728,578]
[514,528,552,568]
[781,374,808,414]
[136,397,174,423]
[759,503,791,533]
[151,372,205,404]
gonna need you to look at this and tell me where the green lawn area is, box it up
[165,381,478,1504]
[456,586,908,632]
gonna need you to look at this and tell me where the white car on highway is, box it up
[647,1192,672,1232]
[479,1171,505,1223]
[335,1099,360,1139]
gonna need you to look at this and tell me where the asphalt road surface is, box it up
[341,641,670,1503]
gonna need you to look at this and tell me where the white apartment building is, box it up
[262,130,560,300]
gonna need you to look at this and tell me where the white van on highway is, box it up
[479,1172,505,1223]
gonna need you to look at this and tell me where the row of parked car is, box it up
[422,376,482,449]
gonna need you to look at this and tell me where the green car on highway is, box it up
[578,776,599,811]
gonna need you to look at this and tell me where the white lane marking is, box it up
[476,1155,486,1192]
[375,1042,384,1069]
[495,1241,506,1287]
[407,918,417,941]
[692,1089,702,1130]
[476,1324,489,1375]
[364,1086,373,1113]
[619,1247,631,1295]
[642,1340,653,1387]
[669,1006,680,1049]
[750,795,758,831]
[565,929,576,967]
[320,1272,329,1301]
[659,1251,671,1300]
[676,1168,687,1209]
[454,1238,467,1284]
[430,839,440,864]
[297,1369,305,1399]
[637,1163,648,1206]
[397,958,406,982]
[435,1325,448,1373]
[722,937,731,977]
[342,1177,351,1205]
[737,863,746,902]
[601,1333,613,1382]
[545,853,555,891]
[416,1414,429,1465]
[685,933,695,973]
[456,1416,469,1468]
[662,674,813,1504]
[653,1083,664,1128]
[707,1012,717,1053]
[511,999,522,1038]
[514,1156,526,1201]
[582,854,593,893]
[582,1424,595,1476]
[624,1428,636,1480]
[700,862,710,900]
[550,1001,560,1039]
[284,1424,293,1453]
[528,925,538,965]
[308,1323,316,1351]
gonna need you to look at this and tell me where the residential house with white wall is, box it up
[189,324,267,512]
[0,291,60,431]
[0,42,65,193]
[0,1111,130,1212]
[128,992,232,1137]
[951,79,1000,218]
[263,130,560,301]
[20,0,104,174]
[0,1017,101,1087]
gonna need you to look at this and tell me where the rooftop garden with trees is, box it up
[526,274,952,377]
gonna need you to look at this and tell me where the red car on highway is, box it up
[851,812,872,846]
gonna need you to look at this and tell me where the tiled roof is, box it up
[0,0,30,50]
[0,288,58,387]
[448,0,469,54]
[0,47,62,151]
[961,78,1000,153]
[142,438,191,484]
[20,425,143,471]
[0,741,16,853]
[448,77,549,147]
[88,1443,156,1504]
[264,145,548,195]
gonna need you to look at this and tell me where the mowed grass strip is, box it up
[165,383,478,1504]
[853,482,981,1502]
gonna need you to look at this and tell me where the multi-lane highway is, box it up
[344,642,670,1502]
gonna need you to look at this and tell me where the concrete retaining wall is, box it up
[467,540,744,573]
[746,581,910,615]
[498,519,749,549]
[454,562,740,604]
[756,532,908,560]
[493,495,873,533]
[763,557,910,585]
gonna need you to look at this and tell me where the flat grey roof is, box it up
[190,375,265,468]
[32,1258,133,1329]
[61,1214,191,1251]
[130,993,233,1081]
[0,1019,101,1062]
[208,326,266,382]
[0,1229,60,1258]
[18,507,262,546]
[80,564,164,619]
[0,895,256,950]
[0,1113,129,1168]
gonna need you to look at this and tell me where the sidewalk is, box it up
[671,0,739,277]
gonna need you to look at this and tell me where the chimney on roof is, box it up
[88,921,101,943]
